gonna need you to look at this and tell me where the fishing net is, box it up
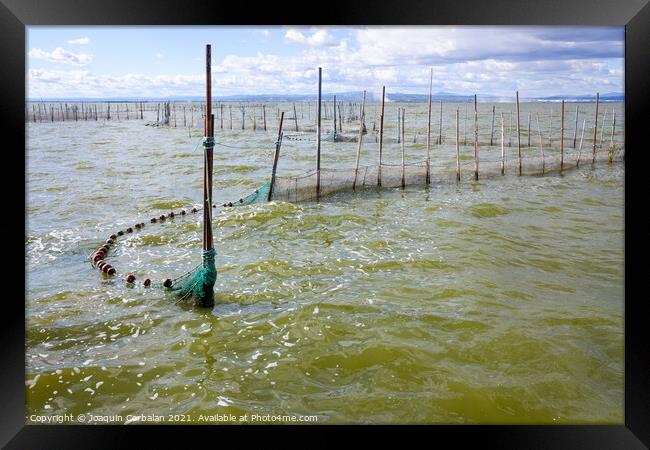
[265,145,624,203]
[223,181,271,207]
[170,248,217,307]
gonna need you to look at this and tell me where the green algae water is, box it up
[26,101,624,424]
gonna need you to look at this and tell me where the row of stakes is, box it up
[89,203,233,287]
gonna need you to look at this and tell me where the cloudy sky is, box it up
[27,26,624,99]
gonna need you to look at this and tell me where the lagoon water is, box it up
[26,101,624,424]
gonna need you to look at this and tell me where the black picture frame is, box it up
[2,0,648,447]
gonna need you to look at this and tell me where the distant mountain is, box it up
[29,91,624,103]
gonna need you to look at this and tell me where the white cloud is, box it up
[28,47,93,66]
[284,28,338,47]
[155,53,164,59]
[26,27,624,98]
[67,37,90,45]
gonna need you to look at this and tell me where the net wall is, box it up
[269,147,624,203]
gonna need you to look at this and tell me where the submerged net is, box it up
[267,146,624,203]
[172,248,217,307]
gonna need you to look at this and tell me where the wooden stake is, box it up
[473,94,479,180]
[560,100,564,170]
[516,91,522,176]
[527,112,531,147]
[426,68,432,185]
[438,100,443,144]
[456,108,461,181]
[378,86,385,186]
[203,44,215,253]
[490,105,495,146]
[397,107,400,143]
[401,108,406,188]
[268,111,285,201]
[333,96,336,135]
[577,118,586,167]
[263,105,267,131]
[599,107,608,147]
[352,91,366,190]
[500,112,505,175]
[592,92,599,163]
[316,67,322,200]
[572,106,579,148]
[610,110,616,147]
[293,103,299,132]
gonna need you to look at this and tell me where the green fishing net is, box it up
[173,248,217,307]
[223,180,270,207]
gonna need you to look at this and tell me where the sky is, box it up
[26,26,624,99]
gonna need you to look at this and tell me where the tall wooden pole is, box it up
[378,86,385,186]
[426,68,432,185]
[572,106,579,148]
[352,90,366,190]
[263,105,267,131]
[490,105,495,146]
[316,67,322,200]
[560,100,564,170]
[333,96,337,135]
[577,118,586,167]
[592,92,599,163]
[456,108,461,181]
[397,107,400,143]
[611,110,616,146]
[203,44,214,253]
[268,111,285,201]
[473,94,479,180]
[501,112,506,175]
[293,103,299,132]
[516,91,522,176]
[527,112,531,147]
[401,108,406,188]
[438,100,443,144]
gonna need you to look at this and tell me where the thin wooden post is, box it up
[316,67,322,200]
[592,92,599,163]
[516,91,522,176]
[352,90,366,190]
[599,107,608,147]
[263,105,267,131]
[220,104,224,129]
[203,44,215,254]
[268,111,285,201]
[456,108,461,181]
[490,105,495,146]
[333,96,336,135]
[536,113,545,174]
[572,106,579,148]
[293,103,299,132]
[396,107,400,143]
[577,118,586,167]
[230,105,233,130]
[500,112,505,175]
[438,101,443,144]
[241,107,245,130]
[610,110,616,147]
[378,86,385,186]
[560,100,564,170]
[401,108,406,188]
[527,112,531,147]
[473,94,479,180]
[426,68,432,185]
